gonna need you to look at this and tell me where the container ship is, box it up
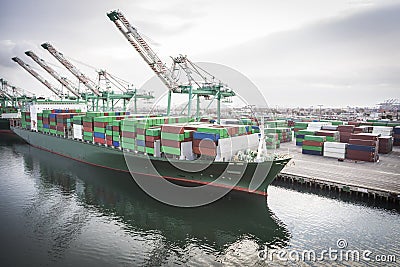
[8,9,291,197]
[11,101,291,197]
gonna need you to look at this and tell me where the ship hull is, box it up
[12,127,290,196]
[0,118,11,131]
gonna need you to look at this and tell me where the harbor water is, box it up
[0,136,399,266]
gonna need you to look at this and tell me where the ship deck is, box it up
[274,142,400,200]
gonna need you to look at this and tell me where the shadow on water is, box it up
[11,142,291,259]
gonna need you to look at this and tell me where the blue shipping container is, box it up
[193,132,220,142]
[302,149,322,156]
[94,132,105,139]
[136,140,145,147]
[347,144,375,152]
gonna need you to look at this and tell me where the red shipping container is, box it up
[106,140,113,146]
[83,122,92,128]
[348,139,377,146]
[161,125,185,134]
[346,150,377,162]
[350,133,379,141]
[193,146,216,156]
[94,122,107,128]
[347,121,361,126]
[302,140,324,147]
[112,126,120,131]
[83,126,93,132]
[340,132,352,143]
[136,128,145,135]
[94,137,106,144]
[161,139,181,148]
[145,135,160,142]
[192,139,217,149]
[378,137,393,154]
[338,125,355,132]
[145,141,155,148]
[106,135,113,141]
[122,131,135,138]
[316,130,336,137]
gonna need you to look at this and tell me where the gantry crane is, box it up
[97,69,154,113]
[12,57,64,98]
[107,10,235,122]
[25,51,80,98]
[41,42,101,96]
[0,78,34,109]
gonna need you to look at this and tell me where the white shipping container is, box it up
[217,133,259,161]
[324,147,346,154]
[323,151,346,159]
[73,125,83,139]
[324,142,347,149]
[180,141,195,160]
[372,126,393,136]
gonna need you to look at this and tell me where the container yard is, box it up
[267,119,400,202]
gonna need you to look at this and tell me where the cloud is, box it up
[199,3,400,106]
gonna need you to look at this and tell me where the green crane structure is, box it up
[40,42,153,112]
[107,10,235,123]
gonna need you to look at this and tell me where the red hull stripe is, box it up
[28,143,267,196]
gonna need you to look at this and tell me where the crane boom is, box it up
[12,57,63,97]
[25,51,80,98]
[107,10,179,92]
[41,42,101,96]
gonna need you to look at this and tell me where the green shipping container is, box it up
[304,135,326,142]
[161,146,181,155]
[302,145,323,152]
[122,142,135,150]
[161,132,184,141]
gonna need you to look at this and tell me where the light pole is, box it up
[318,104,323,121]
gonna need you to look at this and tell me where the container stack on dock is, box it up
[295,130,315,146]
[378,136,393,154]
[294,122,308,137]
[264,128,293,144]
[302,135,326,156]
[346,133,379,162]
[315,130,340,142]
[372,126,393,137]
[337,125,355,143]
[323,142,347,159]
[394,126,400,146]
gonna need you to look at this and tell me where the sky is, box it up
[0,0,399,108]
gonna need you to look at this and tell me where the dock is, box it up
[274,142,400,203]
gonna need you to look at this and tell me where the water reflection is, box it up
[13,143,291,263]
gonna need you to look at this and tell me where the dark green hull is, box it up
[0,118,10,130]
[12,127,290,196]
